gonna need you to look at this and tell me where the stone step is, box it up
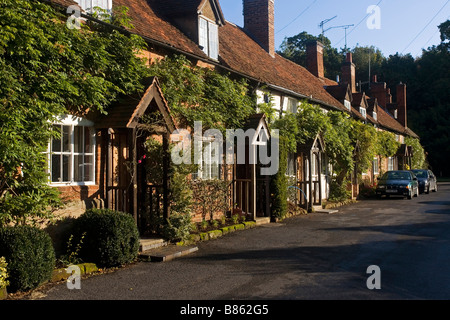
[139,237,168,252]
[314,208,339,214]
[139,245,198,262]
[255,216,271,226]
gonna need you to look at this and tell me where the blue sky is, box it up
[220,0,450,58]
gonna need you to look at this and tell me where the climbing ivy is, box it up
[405,136,427,169]
[0,0,150,226]
[148,54,256,132]
[273,102,410,202]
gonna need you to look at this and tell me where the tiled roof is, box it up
[48,0,347,113]
[377,107,408,136]
[218,22,348,112]
[45,0,79,7]
[324,85,350,103]
[95,77,176,131]
[115,0,209,58]
[149,0,204,16]
[47,0,418,139]
[148,0,225,22]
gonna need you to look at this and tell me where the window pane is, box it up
[211,163,219,179]
[74,155,83,182]
[199,18,208,55]
[84,155,94,181]
[63,155,70,182]
[52,125,61,152]
[63,126,71,153]
[74,126,83,153]
[208,22,218,59]
[85,127,93,153]
[51,154,61,182]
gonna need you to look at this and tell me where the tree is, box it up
[438,20,450,48]
[351,46,385,89]
[407,20,450,175]
[0,0,150,226]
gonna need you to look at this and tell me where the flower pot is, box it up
[0,287,7,300]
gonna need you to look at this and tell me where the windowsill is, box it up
[49,182,96,187]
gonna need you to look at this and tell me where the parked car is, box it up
[376,170,419,199]
[411,169,438,194]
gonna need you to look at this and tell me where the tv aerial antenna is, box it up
[323,24,355,49]
[319,16,337,40]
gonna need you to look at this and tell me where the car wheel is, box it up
[415,187,419,197]
[433,184,438,192]
[407,191,412,199]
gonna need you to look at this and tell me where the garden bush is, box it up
[0,225,55,293]
[69,208,140,268]
[328,178,351,202]
[161,213,193,242]
[0,256,10,291]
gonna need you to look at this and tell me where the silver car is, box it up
[411,169,438,194]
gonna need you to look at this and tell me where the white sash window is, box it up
[48,116,95,185]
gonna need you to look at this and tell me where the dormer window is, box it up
[74,0,113,14]
[199,16,219,60]
[359,107,367,118]
[373,111,377,121]
[344,99,351,111]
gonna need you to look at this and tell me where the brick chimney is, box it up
[341,52,356,93]
[243,0,275,57]
[370,75,388,108]
[397,82,407,128]
[306,41,324,78]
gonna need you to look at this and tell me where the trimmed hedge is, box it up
[69,208,140,268]
[0,225,55,293]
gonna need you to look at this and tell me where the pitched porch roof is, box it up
[94,77,176,133]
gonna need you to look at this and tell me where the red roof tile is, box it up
[148,0,225,22]
[48,0,346,112]
[218,22,348,112]
[114,0,209,58]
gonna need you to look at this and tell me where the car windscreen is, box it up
[381,171,411,180]
[412,170,428,178]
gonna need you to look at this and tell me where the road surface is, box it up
[37,182,450,301]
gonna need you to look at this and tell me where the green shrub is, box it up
[328,178,351,202]
[0,256,9,290]
[161,213,193,242]
[69,208,140,268]
[0,226,55,292]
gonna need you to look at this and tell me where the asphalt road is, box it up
[37,182,450,301]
